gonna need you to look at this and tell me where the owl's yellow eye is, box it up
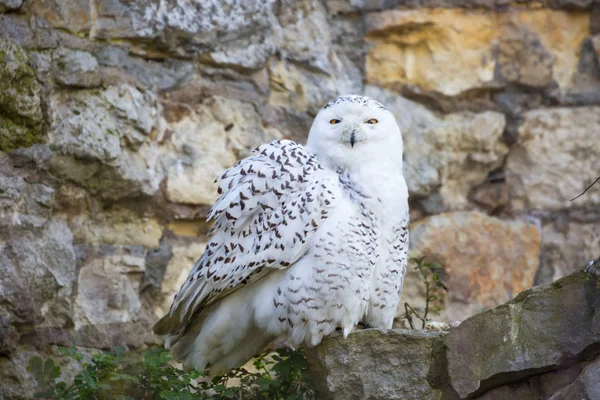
[329,119,341,124]
[366,118,378,124]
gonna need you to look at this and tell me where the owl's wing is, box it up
[154,140,338,336]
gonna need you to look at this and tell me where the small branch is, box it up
[570,176,600,201]
[403,303,415,330]
[422,273,431,329]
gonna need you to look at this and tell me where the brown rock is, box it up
[27,0,92,34]
[68,210,162,248]
[403,211,540,322]
[365,9,589,96]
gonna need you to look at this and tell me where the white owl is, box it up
[154,95,409,376]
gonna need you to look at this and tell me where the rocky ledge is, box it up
[306,259,600,400]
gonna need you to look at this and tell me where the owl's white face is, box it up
[306,95,403,171]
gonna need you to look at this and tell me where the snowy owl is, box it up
[154,95,409,375]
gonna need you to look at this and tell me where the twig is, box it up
[422,269,431,329]
[570,176,600,201]
[403,303,415,329]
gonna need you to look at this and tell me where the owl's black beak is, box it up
[350,130,356,147]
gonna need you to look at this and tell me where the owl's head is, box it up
[306,95,403,171]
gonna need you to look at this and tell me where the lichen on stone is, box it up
[0,38,44,152]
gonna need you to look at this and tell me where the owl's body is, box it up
[154,96,409,375]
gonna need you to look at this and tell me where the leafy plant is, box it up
[27,346,314,400]
[401,256,448,329]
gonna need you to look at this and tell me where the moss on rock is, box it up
[0,38,44,152]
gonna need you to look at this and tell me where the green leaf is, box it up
[27,356,44,381]
[33,388,55,398]
[49,365,61,379]
[108,372,140,383]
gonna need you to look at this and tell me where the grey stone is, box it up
[307,265,600,400]
[93,0,277,59]
[548,357,600,400]
[0,0,22,12]
[495,25,555,88]
[142,237,174,290]
[47,85,167,200]
[1,214,76,361]
[476,363,584,400]
[537,220,600,285]
[506,106,600,211]
[276,0,333,73]
[306,329,443,400]
[95,45,194,90]
[444,268,600,398]
[0,345,87,400]
[52,48,101,88]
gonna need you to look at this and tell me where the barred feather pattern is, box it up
[154,138,409,374]
[154,140,337,337]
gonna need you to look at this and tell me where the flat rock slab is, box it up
[307,261,600,400]
[306,329,443,400]
[445,266,600,398]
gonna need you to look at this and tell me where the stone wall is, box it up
[1,0,599,398]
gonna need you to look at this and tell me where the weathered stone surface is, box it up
[95,45,195,90]
[477,361,592,400]
[0,38,44,152]
[308,265,600,400]
[52,48,101,88]
[404,212,540,322]
[154,241,205,316]
[1,1,600,397]
[0,0,22,12]
[0,345,83,400]
[0,164,54,229]
[68,210,162,248]
[365,9,589,96]
[28,0,92,34]
[506,106,600,211]
[306,329,443,400]
[1,155,76,329]
[537,220,600,285]
[548,357,600,400]
[268,55,361,115]
[366,86,508,210]
[93,0,277,59]
[165,96,281,205]
[444,266,600,398]
[47,84,167,200]
[276,0,332,73]
[74,253,145,327]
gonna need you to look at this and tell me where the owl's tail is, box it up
[165,282,278,377]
